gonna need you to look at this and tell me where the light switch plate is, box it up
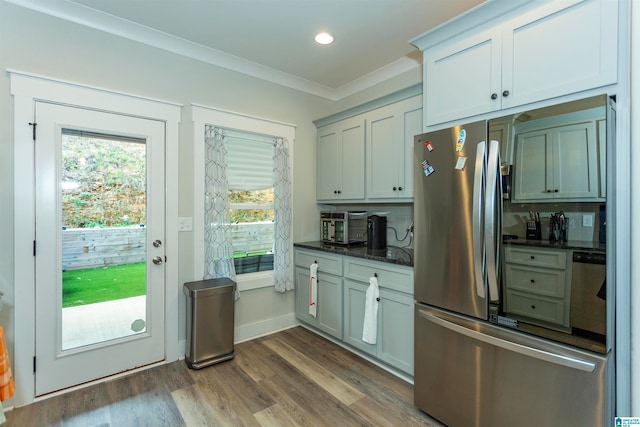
[582,214,593,227]
[178,217,193,232]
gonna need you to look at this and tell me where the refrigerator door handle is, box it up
[472,140,487,299]
[485,140,501,302]
[418,308,597,373]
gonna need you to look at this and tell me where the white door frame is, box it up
[10,71,181,406]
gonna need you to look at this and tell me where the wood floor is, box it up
[6,326,443,426]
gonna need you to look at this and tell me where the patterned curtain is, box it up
[203,125,238,299]
[273,137,293,292]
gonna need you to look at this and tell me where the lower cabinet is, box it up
[294,266,342,339]
[343,280,414,374]
[504,246,571,330]
[294,247,414,375]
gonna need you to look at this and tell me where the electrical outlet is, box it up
[178,217,193,232]
[582,214,593,227]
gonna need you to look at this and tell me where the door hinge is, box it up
[28,122,37,141]
[33,356,36,373]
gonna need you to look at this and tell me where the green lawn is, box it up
[62,262,146,308]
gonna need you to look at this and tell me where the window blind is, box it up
[225,130,275,191]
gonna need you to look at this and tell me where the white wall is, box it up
[0,0,423,405]
[629,0,640,417]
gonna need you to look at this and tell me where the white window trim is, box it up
[10,70,182,406]
[192,103,295,291]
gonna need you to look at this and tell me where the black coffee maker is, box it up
[367,215,387,250]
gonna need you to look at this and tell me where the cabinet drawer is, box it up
[295,249,342,276]
[505,265,566,297]
[505,290,565,326]
[344,258,413,294]
[504,246,567,269]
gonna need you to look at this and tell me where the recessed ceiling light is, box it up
[314,32,334,45]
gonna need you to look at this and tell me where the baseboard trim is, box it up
[234,312,299,344]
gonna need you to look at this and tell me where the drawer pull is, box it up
[531,305,536,309]
[530,255,535,259]
[530,279,535,283]
[376,297,380,302]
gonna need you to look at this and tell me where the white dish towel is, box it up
[362,275,380,344]
[309,262,318,318]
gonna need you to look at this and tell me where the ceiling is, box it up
[11,0,486,99]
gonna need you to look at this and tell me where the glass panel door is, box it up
[60,131,148,350]
[34,102,165,396]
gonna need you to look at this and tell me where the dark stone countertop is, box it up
[294,241,414,267]
[504,238,606,253]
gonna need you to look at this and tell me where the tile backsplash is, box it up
[317,200,603,247]
[503,201,604,242]
[318,203,414,248]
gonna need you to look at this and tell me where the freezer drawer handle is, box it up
[418,309,596,372]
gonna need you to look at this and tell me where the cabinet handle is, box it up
[376,297,380,302]
[398,186,403,191]
[545,189,552,193]
[393,186,397,191]
[554,189,559,193]
[502,90,510,97]
[491,93,498,100]
[530,279,535,283]
[530,255,535,260]
[337,190,341,194]
[334,190,338,194]
[531,305,536,309]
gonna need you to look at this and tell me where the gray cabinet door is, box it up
[378,288,414,375]
[343,279,376,355]
[317,273,343,339]
[295,266,343,340]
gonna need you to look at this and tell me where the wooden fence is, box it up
[62,222,274,270]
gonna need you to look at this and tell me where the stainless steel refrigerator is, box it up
[413,99,613,426]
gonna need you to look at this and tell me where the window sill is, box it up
[236,270,274,292]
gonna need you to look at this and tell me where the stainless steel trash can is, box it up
[184,278,236,369]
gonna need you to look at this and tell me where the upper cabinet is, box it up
[514,121,599,201]
[316,116,365,201]
[417,0,618,126]
[509,101,606,202]
[366,95,422,200]
[314,86,422,203]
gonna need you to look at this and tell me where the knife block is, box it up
[526,220,541,240]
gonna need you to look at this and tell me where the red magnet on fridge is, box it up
[424,140,434,152]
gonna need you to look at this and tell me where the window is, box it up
[225,130,276,274]
[193,105,294,293]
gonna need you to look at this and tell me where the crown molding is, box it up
[6,0,421,101]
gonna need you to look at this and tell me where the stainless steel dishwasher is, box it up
[570,251,606,337]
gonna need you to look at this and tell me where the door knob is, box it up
[152,256,163,265]
[153,239,162,247]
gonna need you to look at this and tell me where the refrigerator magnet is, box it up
[421,159,435,177]
[424,140,434,152]
[456,129,466,152]
[455,156,467,170]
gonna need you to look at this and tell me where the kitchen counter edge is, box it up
[504,239,605,252]
[293,241,414,267]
